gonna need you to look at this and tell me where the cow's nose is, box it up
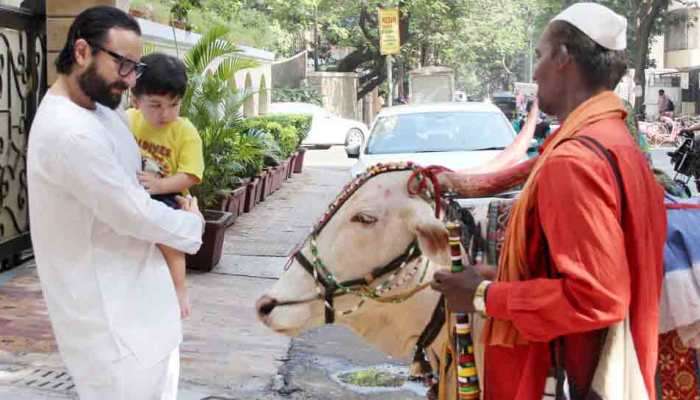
[256,295,278,317]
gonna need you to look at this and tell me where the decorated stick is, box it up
[446,222,480,400]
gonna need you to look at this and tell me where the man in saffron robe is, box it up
[432,3,666,399]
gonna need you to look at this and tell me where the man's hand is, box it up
[138,171,163,194]
[431,266,485,313]
[176,195,204,224]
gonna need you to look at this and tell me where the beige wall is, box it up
[234,65,273,117]
[46,0,127,84]
[307,72,359,120]
[666,49,700,70]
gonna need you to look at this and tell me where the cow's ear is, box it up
[411,216,450,267]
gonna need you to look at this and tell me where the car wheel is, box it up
[345,128,364,148]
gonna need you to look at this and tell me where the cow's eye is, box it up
[351,213,377,225]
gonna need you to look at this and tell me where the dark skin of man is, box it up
[431,24,608,313]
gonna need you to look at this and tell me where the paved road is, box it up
[0,145,689,400]
[0,146,424,400]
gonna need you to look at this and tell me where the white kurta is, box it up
[27,94,203,386]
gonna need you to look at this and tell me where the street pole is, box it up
[387,55,393,107]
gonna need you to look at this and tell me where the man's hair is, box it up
[659,89,665,95]
[548,20,627,90]
[56,6,141,75]
[132,53,188,98]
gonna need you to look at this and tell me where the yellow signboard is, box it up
[378,8,400,55]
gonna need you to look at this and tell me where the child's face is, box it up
[133,94,182,128]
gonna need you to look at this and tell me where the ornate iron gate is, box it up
[0,0,46,270]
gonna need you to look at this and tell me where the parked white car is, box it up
[267,102,368,149]
[347,102,521,177]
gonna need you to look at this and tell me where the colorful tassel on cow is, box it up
[447,222,480,399]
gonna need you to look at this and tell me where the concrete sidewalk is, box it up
[0,164,351,399]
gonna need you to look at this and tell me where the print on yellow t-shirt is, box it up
[127,108,204,188]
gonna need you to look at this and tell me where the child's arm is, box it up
[139,172,199,195]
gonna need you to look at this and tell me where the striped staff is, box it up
[446,222,480,400]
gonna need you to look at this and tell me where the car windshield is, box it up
[365,111,514,155]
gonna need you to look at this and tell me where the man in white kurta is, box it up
[27,7,203,399]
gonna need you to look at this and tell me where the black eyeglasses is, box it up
[88,42,147,78]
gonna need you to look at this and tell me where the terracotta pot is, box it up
[244,178,259,213]
[286,154,296,179]
[171,19,187,30]
[226,185,247,221]
[186,210,233,272]
[258,170,269,202]
[217,195,237,226]
[129,8,146,18]
[270,167,281,193]
[263,168,274,197]
[293,148,306,173]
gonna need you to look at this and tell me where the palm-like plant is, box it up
[181,27,273,209]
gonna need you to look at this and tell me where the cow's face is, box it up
[256,170,450,335]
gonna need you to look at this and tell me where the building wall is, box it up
[307,72,359,120]
[665,7,700,70]
[47,0,128,84]
[45,1,274,117]
[272,51,307,90]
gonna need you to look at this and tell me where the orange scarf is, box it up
[483,91,627,347]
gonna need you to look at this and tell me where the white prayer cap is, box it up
[551,2,627,51]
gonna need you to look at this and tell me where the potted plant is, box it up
[244,176,260,212]
[181,27,259,272]
[186,210,232,272]
[169,0,201,31]
[293,147,307,174]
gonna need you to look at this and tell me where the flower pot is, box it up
[225,185,247,221]
[276,166,285,190]
[129,8,147,18]
[186,210,233,272]
[218,196,237,228]
[287,153,297,179]
[244,178,259,213]
[293,148,306,173]
[263,168,274,198]
[256,173,266,203]
[270,167,281,193]
[171,19,187,30]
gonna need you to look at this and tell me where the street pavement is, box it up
[0,146,424,400]
[0,145,687,399]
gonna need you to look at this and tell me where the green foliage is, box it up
[241,117,302,159]
[181,28,266,209]
[183,26,258,80]
[271,87,323,106]
[169,0,202,30]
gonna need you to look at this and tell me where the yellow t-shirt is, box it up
[127,109,204,185]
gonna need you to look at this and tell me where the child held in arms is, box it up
[127,52,204,319]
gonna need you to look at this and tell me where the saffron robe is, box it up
[483,117,667,399]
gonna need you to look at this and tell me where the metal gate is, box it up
[0,0,46,269]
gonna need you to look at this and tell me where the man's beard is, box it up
[78,63,128,109]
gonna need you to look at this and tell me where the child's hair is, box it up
[132,53,187,98]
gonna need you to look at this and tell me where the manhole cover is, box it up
[4,367,75,393]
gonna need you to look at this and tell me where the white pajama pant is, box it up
[72,347,179,400]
